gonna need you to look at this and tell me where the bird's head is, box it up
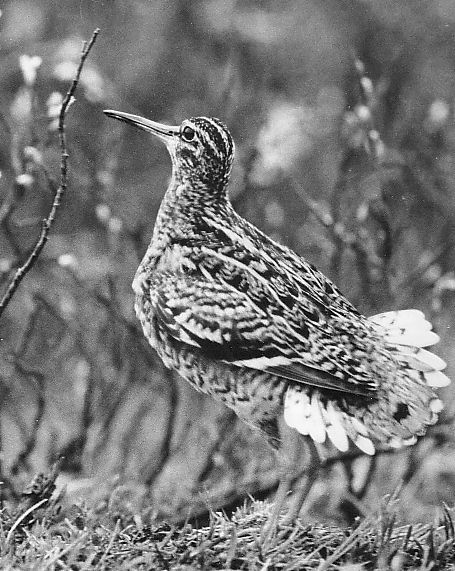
[104,110,235,196]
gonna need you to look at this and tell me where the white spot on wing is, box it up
[233,355,291,369]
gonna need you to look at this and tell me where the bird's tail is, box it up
[369,309,450,390]
[284,309,450,455]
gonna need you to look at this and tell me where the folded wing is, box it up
[149,273,377,397]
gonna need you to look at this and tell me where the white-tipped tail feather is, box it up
[424,371,451,388]
[370,309,440,348]
[284,388,375,454]
[283,389,311,435]
[353,434,375,455]
[308,392,326,444]
[371,309,449,389]
[324,402,349,452]
[284,309,450,455]
[394,347,445,372]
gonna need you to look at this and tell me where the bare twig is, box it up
[289,176,382,273]
[56,262,157,368]
[0,28,100,319]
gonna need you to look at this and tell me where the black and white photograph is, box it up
[0,1,454,568]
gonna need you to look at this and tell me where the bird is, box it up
[104,108,450,527]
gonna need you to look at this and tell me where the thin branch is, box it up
[289,176,382,272]
[0,28,100,319]
[56,262,157,369]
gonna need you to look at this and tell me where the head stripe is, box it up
[176,116,234,192]
[191,117,234,164]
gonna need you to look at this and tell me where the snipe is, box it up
[104,109,450,530]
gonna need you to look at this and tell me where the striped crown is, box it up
[173,117,235,193]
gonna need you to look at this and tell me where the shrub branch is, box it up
[0,28,100,319]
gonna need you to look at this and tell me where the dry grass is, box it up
[0,467,454,570]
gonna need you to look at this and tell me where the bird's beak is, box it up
[103,110,179,143]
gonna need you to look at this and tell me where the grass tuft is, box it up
[0,467,454,569]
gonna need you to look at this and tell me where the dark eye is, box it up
[181,126,195,142]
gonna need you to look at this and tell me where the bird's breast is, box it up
[155,244,197,277]
[133,244,196,296]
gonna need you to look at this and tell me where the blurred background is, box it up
[0,0,455,525]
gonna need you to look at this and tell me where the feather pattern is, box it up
[110,112,451,457]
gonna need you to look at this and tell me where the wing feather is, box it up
[149,272,377,397]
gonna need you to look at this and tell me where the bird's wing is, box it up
[200,213,362,319]
[149,272,376,397]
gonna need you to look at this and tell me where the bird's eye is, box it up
[181,126,196,142]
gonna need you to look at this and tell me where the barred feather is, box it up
[105,109,451,459]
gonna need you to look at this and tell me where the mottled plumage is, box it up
[104,109,450,459]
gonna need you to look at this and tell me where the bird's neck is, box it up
[142,175,232,268]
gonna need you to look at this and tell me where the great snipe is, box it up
[104,109,450,527]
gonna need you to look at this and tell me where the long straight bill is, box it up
[103,110,179,142]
